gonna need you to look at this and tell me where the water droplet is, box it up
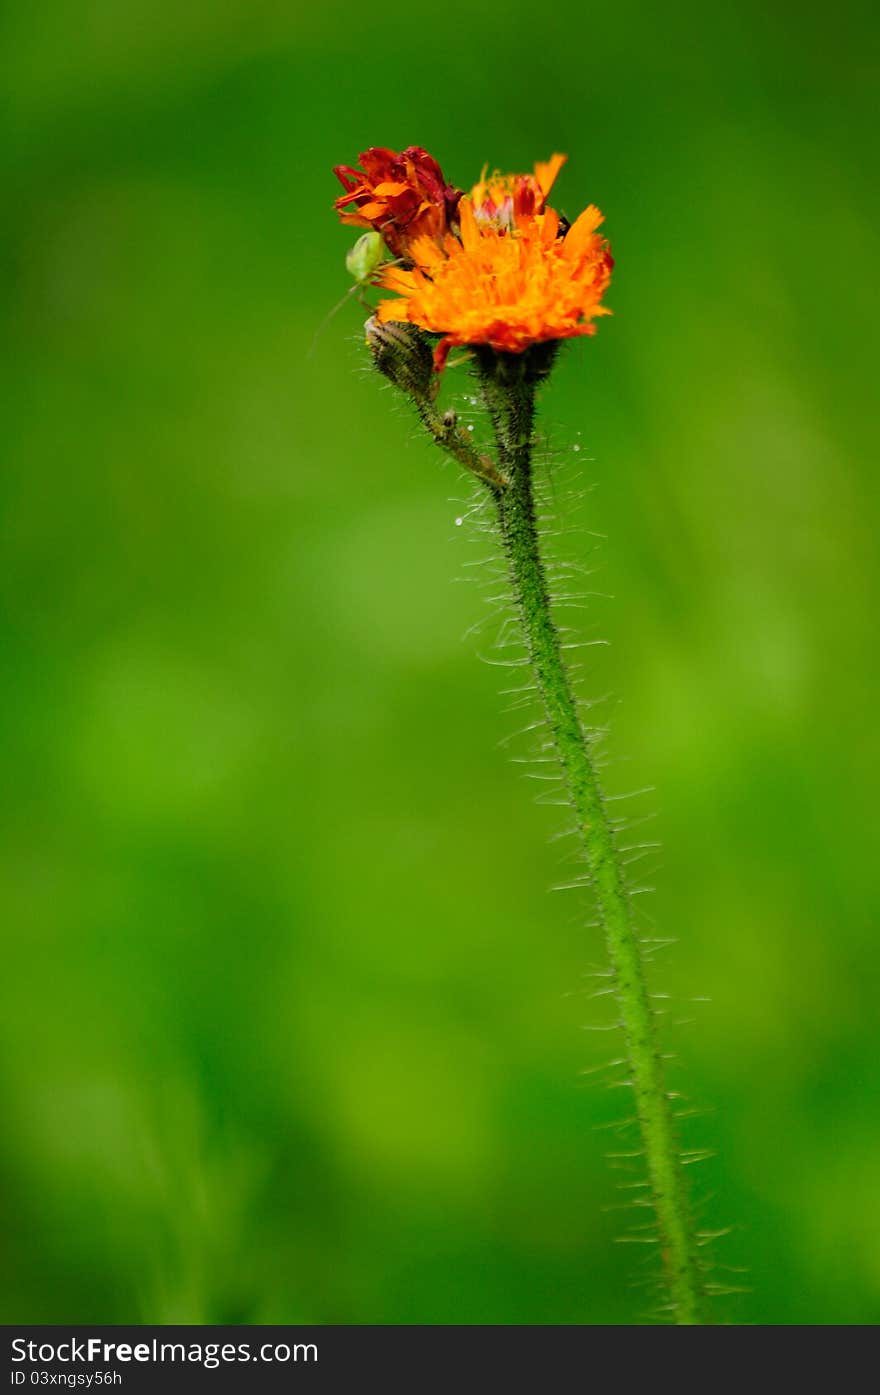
[572,443,581,452]
[455,516,464,527]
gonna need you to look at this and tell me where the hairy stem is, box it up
[482,355,703,1323]
[415,398,507,492]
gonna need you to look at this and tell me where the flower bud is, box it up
[364,317,435,402]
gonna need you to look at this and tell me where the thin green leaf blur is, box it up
[1,0,877,1325]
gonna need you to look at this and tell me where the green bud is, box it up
[364,317,435,402]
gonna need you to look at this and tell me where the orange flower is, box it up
[333,146,462,260]
[376,155,613,367]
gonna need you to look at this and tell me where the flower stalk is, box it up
[478,351,704,1324]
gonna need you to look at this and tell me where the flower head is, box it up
[375,154,613,368]
[333,146,462,260]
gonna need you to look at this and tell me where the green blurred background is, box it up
[1,0,877,1325]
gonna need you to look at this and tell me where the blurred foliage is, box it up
[1,0,878,1325]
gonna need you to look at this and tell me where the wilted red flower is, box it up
[333,146,462,259]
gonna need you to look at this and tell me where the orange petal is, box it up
[458,198,481,253]
[406,233,446,270]
[562,204,605,259]
[381,275,416,297]
[540,207,560,244]
[376,298,411,324]
[534,153,567,198]
[338,211,372,229]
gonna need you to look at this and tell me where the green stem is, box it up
[482,355,703,1324]
[415,398,507,492]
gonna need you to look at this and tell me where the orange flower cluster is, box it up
[333,148,613,367]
